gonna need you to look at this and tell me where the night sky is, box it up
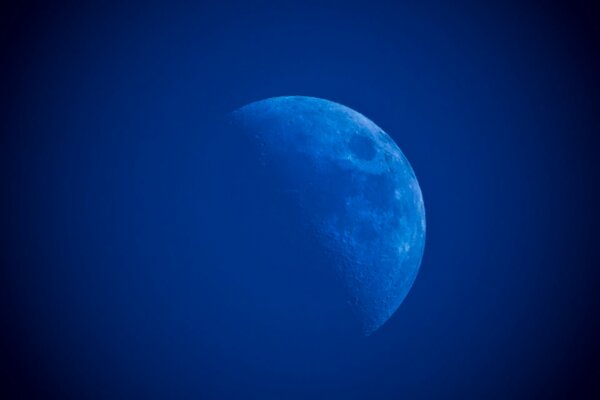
[1,1,599,399]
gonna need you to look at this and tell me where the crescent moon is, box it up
[231,96,426,335]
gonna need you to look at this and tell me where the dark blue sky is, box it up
[1,1,599,399]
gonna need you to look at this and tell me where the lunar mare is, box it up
[231,96,426,335]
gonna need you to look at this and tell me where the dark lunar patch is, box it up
[362,173,395,209]
[349,135,376,160]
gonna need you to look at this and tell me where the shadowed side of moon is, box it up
[231,96,426,335]
[199,112,365,381]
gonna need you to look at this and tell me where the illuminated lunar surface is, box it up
[231,96,426,335]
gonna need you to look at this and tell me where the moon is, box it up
[230,96,426,335]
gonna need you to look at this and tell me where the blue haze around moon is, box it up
[232,96,426,334]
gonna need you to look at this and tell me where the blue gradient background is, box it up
[1,0,599,399]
